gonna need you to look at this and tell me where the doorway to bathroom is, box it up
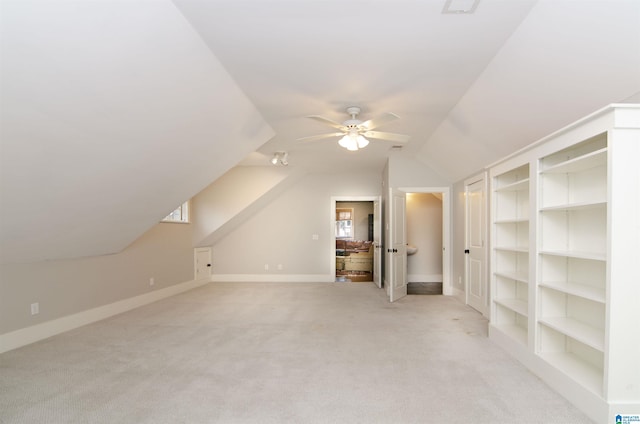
[405,191,445,295]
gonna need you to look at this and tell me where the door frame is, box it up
[397,186,452,295]
[331,196,381,284]
[464,173,489,317]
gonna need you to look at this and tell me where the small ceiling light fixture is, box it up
[442,0,480,14]
[271,151,289,166]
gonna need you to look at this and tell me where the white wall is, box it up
[0,222,194,336]
[388,152,449,187]
[211,172,381,279]
[406,193,442,282]
[191,166,293,246]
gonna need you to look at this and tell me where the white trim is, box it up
[212,274,333,283]
[408,274,443,283]
[0,278,210,354]
[451,286,465,303]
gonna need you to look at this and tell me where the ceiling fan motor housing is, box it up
[343,119,361,128]
[344,106,363,127]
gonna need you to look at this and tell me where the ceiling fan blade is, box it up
[359,112,400,131]
[363,130,410,143]
[307,115,347,131]
[297,132,344,142]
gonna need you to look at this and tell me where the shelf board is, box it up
[538,317,604,351]
[540,201,606,212]
[539,281,605,304]
[495,246,529,253]
[538,351,603,396]
[494,271,528,284]
[492,323,528,346]
[494,218,529,224]
[540,148,607,174]
[495,298,528,316]
[539,250,606,261]
[494,178,530,192]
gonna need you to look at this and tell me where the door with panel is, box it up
[194,247,212,281]
[465,177,487,315]
[389,188,407,302]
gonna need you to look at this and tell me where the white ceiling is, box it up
[1,0,639,263]
[173,0,538,173]
[173,0,640,177]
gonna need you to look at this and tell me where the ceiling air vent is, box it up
[442,0,480,14]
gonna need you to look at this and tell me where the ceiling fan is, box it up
[298,106,410,151]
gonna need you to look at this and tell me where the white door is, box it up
[373,198,382,288]
[389,188,407,302]
[194,247,212,281]
[465,177,487,315]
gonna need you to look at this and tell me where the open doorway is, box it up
[335,201,374,282]
[405,193,443,294]
[385,186,450,301]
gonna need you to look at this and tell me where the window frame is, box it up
[161,201,190,224]
[335,208,354,239]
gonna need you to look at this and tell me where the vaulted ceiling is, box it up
[1,0,639,263]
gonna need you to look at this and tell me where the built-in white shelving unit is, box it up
[537,136,608,397]
[491,164,530,347]
[488,105,640,423]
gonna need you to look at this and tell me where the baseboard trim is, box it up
[0,278,210,354]
[451,286,465,302]
[212,274,333,283]
[408,274,442,283]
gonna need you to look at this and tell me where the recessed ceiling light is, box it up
[442,0,480,14]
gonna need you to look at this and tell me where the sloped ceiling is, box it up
[173,0,639,179]
[1,0,639,264]
[173,0,539,173]
[417,0,640,179]
[0,0,274,263]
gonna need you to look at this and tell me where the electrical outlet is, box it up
[149,277,155,286]
[264,264,269,271]
[312,234,319,240]
[30,302,39,315]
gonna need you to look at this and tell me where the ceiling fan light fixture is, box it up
[338,128,369,151]
[356,135,369,149]
[339,133,364,151]
[299,106,409,150]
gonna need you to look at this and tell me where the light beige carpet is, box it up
[0,282,593,423]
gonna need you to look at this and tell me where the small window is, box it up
[162,201,189,223]
[335,208,354,239]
